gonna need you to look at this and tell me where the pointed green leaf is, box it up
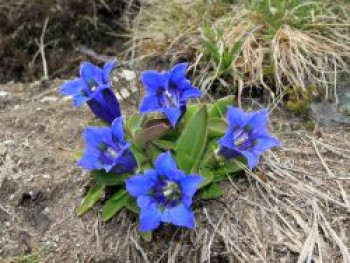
[175,106,208,173]
[153,139,177,150]
[77,184,105,216]
[125,197,140,214]
[199,168,215,189]
[209,118,227,138]
[91,170,130,186]
[199,183,223,200]
[130,142,149,166]
[102,190,128,221]
[209,95,235,118]
[127,112,145,136]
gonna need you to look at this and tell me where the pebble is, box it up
[40,96,59,103]
[0,91,9,97]
[122,69,136,81]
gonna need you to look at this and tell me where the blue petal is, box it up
[247,109,268,133]
[137,196,153,209]
[80,61,103,85]
[111,117,124,142]
[180,175,202,207]
[139,94,161,113]
[218,128,234,149]
[83,127,109,148]
[241,150,259,170]
[164,107,182,127]
[77,152,99,170]
[161,204,195,229]
[154,152,177,178]
[110,145,137,174]
[126,170,158,197]
[181,86,202,100]
[254,136,280,154]
[73,94,89,107]
[169,63,188,86]
[226,106,250,128]
[60,79,83,96]
[139,203,161,232]
[102,59,117,83]
[141,70,166,94]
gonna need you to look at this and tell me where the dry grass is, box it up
[131,0,350,103]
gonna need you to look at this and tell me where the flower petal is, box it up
[102,59,117,83]
[169,63,188,86]
[247,109,269,133]
[180,175,202,207]
[126,170,158,197]
[161,204,195,229]
[137,196,153,209]
[218,128,234,149]
[139,94,161,113]
[83,127,109,148]
[141,70,166,94]
[154,151,177,178]
[80,61,103,85]
[226,106,250,128]
[181,86,202,100]
[254,136,280,154]
[164,107,182,128]
[139,203,161,232]
[73,94,89,108]
[60,79,83,96]
[241,150,259,170]
[111,117,124,142]
[77,152,99,170]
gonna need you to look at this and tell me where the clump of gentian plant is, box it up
[60,60,280,236]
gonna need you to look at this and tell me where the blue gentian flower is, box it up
[60,60,121,124]
[218,107,280,169]
[78,117,137,174]
[139,63,202,127]
[126,152,202,232]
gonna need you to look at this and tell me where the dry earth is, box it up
[0,78,349,262]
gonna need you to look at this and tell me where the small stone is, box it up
[40,96,59,103]
[0,91,9,97]
[42,207,51,215]
[5,222,11,227]
[14,105,19,110]
[122,70,136,81]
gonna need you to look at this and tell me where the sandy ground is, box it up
[0,79,349,262]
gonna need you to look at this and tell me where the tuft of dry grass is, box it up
[131,0,350,103]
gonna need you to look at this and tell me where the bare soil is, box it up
[0,80,349,262]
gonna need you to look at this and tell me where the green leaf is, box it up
[91,170,130,186]
[214,157,245,181]
[182,104,200,128]
[127,112,145,136]
[145,143,163,164]
[209,95,235,118]
[199,168,215,189]
[77,184,105,216]
[209,118,227,138]
[141,231,153,242]
[102,190,128,221]
[125,197,140,214]
[175,106,208,174]
[199,183,223,200]
[153,139,177,150]
[130,142,149,166]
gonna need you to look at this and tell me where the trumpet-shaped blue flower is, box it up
[126,152,202,232]
[139,63,202,127]
[219,107,280,169]
[78,117,137,174]
[60,60,121,124]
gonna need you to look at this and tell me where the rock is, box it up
[40,96,59,103]
[0,91,9,97]
[121,69,136,81]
